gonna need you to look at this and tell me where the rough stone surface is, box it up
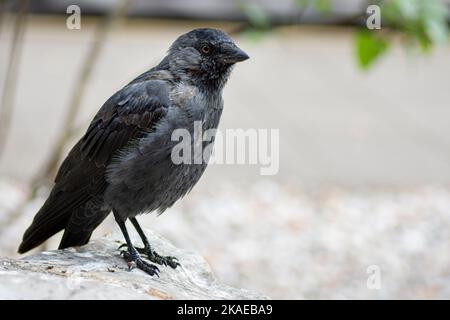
[0,230,267,300]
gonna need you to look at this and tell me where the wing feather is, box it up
[18,79,171,253]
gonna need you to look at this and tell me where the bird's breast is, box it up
[169,82,199,108]
[104,86,223,216]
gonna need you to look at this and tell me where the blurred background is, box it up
[0,0,450,299]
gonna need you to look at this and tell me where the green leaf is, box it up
[425,19,448,44]
[294,0,310,7]
[294,0,331,13]
[240,3,271,30]
[355,31,390,70]
[395,0,421,20]
[315,0,331,13]
[243,29,267,42]
[381,0,449,49]
[421,0,449,44]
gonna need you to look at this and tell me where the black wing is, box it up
[18,79,171,253]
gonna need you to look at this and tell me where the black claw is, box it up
[131,246,181,269]
[149,253,180,269]
[120,249,160,276]
[118,243,180,270]
[136,259,159,277]
[168,259,181,269]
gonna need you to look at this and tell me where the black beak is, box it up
[219,43,250,64]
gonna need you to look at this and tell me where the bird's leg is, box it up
[113,211,160,276]
[128,217,180,269]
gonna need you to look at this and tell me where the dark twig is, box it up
[34,0,132,185]
[0,0,28,158]
[0,0,6,37]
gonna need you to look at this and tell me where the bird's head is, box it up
[167,28,249,89]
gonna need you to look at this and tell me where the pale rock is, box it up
[0,230,267,300]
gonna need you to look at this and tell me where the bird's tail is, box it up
[18,202,69,253]
[58,204,109,250]
[18,190,89,254]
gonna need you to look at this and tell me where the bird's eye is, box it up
[201,44,211,54]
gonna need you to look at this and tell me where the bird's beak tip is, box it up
[233,48,250,63]
[240,51,250,62]
[220,43,250,63]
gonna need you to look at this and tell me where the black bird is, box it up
[18,28,249,276]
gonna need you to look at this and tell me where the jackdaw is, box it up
[18,28,249,276]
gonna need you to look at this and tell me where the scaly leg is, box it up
[113,211,160,276]
[126,217,180,269]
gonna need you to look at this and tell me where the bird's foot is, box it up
[119,244,180,269]
[139,247,180,269]
[120,249,160,277]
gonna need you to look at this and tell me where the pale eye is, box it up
[201,44,211,54]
